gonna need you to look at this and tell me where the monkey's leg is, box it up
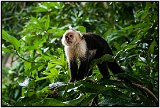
[108,60,124,74]
[97,62,110,78]
[70,60,78,82]
[77,61,89,81]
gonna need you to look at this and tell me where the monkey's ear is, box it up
[76,31,83,37]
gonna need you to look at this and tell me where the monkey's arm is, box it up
[69,59,78,82]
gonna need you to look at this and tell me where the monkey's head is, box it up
[61,29,83,46]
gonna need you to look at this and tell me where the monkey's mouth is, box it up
[66,40,72,44]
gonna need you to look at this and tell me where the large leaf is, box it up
[34,98,67,106]
[45,15,50,30]
[16,97,67,106]
[80,94,97,106]
[77,81,106,93]
[63,93,85,106]
[98,78,126,89]
[90,54,114,69]
[99,95,139,106]
[24,61,31,71]
[48,27,65,37]
[2,29,20,50]
[77,26,86,32]
[148,39,157,54]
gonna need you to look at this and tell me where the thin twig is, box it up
[132,83,158,104]
[2,16,14,22]
[16,50,47,64]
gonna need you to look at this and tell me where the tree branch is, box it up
[132,83,158,105]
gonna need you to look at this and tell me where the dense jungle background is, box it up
[2,2,159,106]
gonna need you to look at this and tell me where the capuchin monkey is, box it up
[61,29,124,82]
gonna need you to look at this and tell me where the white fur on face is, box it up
[61,30,82,46]
[61,30,87,62]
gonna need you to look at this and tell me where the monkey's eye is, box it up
[69,35,73,38]
[65,35,68,38]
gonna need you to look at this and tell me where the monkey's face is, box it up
[62,30,82,46]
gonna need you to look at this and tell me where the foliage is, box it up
[2,2,158,106]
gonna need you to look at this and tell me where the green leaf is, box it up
[80,94,97,106]
[77,81,106,93]
[54,2,63,9]
[21,88,25,97]
[99,95,135,106]
[54,30,65,37]
[45,15,50,30]
[33,7,48,12]
[48,27,65,37]
[26,80,36,97]
[77,26,86,32]
[2,47,11,53]
[98,79,126,89]
[122,23,148,31]
[35,76,50,82]
[47,28,57,33]
[34,98,67,106]
[50,68,59,77]
[114,42,121,51]
[16,97,67,106]
[2,29,20,50]
[90,54,114,69]
[63,93,85,106]
[148,39,157,54]
[24,61,31,71]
